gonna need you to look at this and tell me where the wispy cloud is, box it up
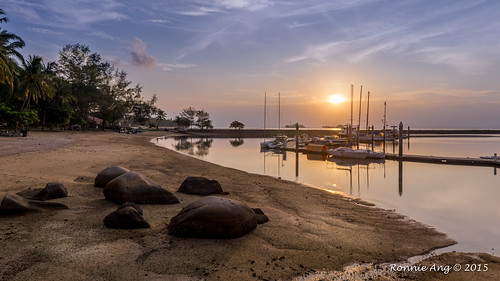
[2,0,41,20]
[28,27,62,36]
[210,0,273,11]
[148,19,170,24]
[129,38,157,69]
[175,7,221,16]
[176,27,230,59]
[5,0,127,28]
[88,31,116,41]
[158,62,196,71]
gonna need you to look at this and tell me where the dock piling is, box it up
[399,121,403,157]
[295,123,299,151]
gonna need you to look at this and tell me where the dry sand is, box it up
[0,131,498,281]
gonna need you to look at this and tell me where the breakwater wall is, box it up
[173,128,500,138]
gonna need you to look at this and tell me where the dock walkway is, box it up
[385,153,500,167]
[281,148,500,167]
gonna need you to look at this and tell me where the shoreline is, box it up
[166,128,500,139]
[1,131,498,280]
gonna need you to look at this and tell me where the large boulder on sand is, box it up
[167,196,257,238]
[177,176,224,195]
[31,182,68,201]
[94,166,130,188]
[104,205,150,229]
[103,171,179,204]
[0,192,39,214]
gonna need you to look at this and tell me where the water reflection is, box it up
[229,138,244,147]
[154,136,500,254]
[171,136,213,156]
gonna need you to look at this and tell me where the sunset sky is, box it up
[3,0,500,128]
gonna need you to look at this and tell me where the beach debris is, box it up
[252,208,269,224]
[104,205,150,229]
[177,176,224,195]
[103,171,179,204]
[31,182,68,201]
[94,166,130,188]
[167,196,257,238]
[0,192,39,214]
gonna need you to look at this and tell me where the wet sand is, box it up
[0,130,498,280]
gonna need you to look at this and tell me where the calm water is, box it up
[153,136,500,255]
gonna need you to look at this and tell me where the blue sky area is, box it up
[3,0,500,128]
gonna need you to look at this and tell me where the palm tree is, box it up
[39,77,75,130]
[17,55,54,110]
[0,9,25,90]
[155,109,167,130]
[0,8,7,23]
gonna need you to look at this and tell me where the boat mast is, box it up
[350,84,353,145]
[366,91,370,131]
[264,92,267,139]
[278,92,281,134]
[383,101,387,153]
[357,86,363,149]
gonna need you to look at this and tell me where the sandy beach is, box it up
[1,131,498,281]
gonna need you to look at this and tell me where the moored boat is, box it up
[327,147,385,159]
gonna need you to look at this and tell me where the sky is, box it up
[2,0,500,129]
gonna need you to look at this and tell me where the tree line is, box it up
[0,8,216,135]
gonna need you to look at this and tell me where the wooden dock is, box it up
[280,148,500,167]
[385,154,500,167]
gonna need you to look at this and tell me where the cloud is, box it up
[89,31,115,40]
[4,0,127,28]
[158,62,196,71]
[148,19,170,24]
[28,27,63,36]
[129,38,157,68]
[172,0,272,16]
[211,0,273,11]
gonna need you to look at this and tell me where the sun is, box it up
[328,94,345,104]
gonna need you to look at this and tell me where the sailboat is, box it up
[260,92,286,150]
[330,85,386,159]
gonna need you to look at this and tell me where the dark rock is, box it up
[31,182,68,201]
[252,208,269,224]
[104,206,150,229]
[94,166,130,188]
[117,202,143,215]
[177,176,224,195]
[0,192,38,214]
[103,171,179,204]
[167,196,257,238]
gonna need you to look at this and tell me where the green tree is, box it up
[0,9,25,91]
[41,77,75,130]
[17,55,54,110]
[173,116,191,129]
[98,70,134,129]
[229,120,244,130]
[154,109,166,130]
[179,106,196,128]
[57,44,110,128]
[195,109,213,130]
[0,102,38,132]
[130,90,157,126]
